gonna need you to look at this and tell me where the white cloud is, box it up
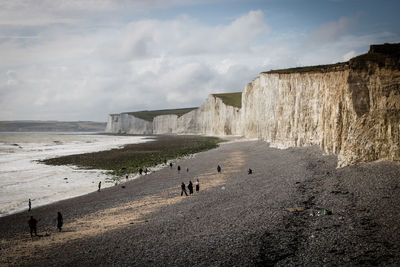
[0,9,268,121]
[305,16,359,45]
[0,5,398,122]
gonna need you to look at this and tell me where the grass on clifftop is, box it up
[264,62,348,74]
[212,92,242,108]
[127,107,197,122]
[41,135,223,177]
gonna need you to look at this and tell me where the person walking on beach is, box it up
[169,162,173,169]
[28,199,31,211]
[139,168,143,175]
[125,173,129,180]
[217,165,222,173]
[177,165,181,173]
[195,179,200,192]
[28,216,38,237]
[57,212,63,232]
[181,182,188,196]
[248,168,253,175]
[98,181,101,192]
[188,181,194,195]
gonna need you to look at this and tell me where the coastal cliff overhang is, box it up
[212,92,242,108]
[262,43,400,75]
[125,107,198,122]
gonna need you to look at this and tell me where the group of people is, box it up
[181,179,200,196]
[27,212,63,238]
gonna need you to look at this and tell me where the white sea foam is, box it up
[0,132,152,217]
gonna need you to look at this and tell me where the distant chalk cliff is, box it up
[106,43,400,167]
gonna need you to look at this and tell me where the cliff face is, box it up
[151,95,242,135]
[106,43,400,167]
[187,95,242,136]
[105,113,152,134]
[338,51,400,166]
[242,44,400,167]
[242,69,352,153]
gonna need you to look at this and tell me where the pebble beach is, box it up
[1,139,400,266]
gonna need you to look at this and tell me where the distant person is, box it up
[28,216,38,237]
[28,199,31,212]
[164,159,167,165]
[125,173,129,180]
[98,181,101,192]
[217,165,221,173]
[169,162,173,169]
[248,168,253,175]
[188,181,193,195]
[181,182,188,196]
[186,168,189,172]
[195,179,200,192]
[57,212,63,232]
[177,165,181,173]
[139,168,143,175]
[145,168,149,175]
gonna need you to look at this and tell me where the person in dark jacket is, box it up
[188,181,194,195]
[57,212,63,232]
[177,165,181,173]
[195,179,200,192]
[28,216,38,237]
[181,182,188,196]
[217,165,221,173]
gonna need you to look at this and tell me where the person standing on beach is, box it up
[57,212,63,232]
[139,168,143,175]
[186,168,189,172]
[98,181,101,192]
[125,173,129,180]
[28,216,38,237]
[177,165,181,173]
[188,181,194,195]
[181,182,188,196]
[169,162,173,169]
[195,179,200,192]
[248,168,253,175]
[28,199,31,211]
[217,165,221,173]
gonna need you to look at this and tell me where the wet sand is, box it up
[1,140,400,266]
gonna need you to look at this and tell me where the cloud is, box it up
[0,9,268,121]
[1,4,399,122]
[305,15,359,46]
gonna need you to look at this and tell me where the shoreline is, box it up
[1,140,400,265]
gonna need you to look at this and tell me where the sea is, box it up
[0,132,150,217]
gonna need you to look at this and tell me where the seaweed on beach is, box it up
[40,135,223,176]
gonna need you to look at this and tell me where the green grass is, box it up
[212,92,242,108]
[127,107,197,122]
[41,135,223,177]
[264,62,348,74]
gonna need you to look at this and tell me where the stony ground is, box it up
[1,140,400,266]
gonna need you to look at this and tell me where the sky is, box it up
[0,0,399,122]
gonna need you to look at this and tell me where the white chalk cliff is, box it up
[106,43,400,167]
